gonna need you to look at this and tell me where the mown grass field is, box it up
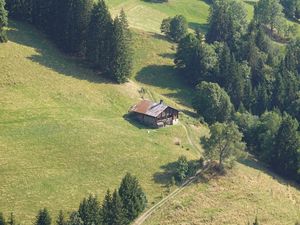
[0,20,203,223]
[1,0,300,224]
[144,162,300,225]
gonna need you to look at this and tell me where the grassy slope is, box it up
[144,162,300,225]
[0,21,202,223]
[0,0,299,224]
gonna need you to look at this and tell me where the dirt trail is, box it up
[133,172,199,225]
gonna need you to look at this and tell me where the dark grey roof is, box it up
[130,100,176,118]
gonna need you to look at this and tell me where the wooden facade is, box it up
[129,100,179,128]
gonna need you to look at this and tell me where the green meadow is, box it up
[0,0,299,224]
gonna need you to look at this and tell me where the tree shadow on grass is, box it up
[158,52,175,59]
[239,156,300,191]
[188,22,209,33]
[7,20,114,84]
[135,64,194,107]
[153,159,202,187]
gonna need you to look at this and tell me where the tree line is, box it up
[160,0,300,183]
[0,173,147,225]
[2,0,133,83]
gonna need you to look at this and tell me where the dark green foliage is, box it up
[160,15,188,42]
[110,11,133,83]
[62,0,93,54]
[285,38,300,75]
[78,195,101,225]
[174,156,189,182]
[68,212,83,225]
[0,0,8,42]
[270,113,300,181]
[56,211,66,225]
[254,0,284,32]
[280,0,300,19]
[0,212,6,225]
[192,82,234,124]
[32,0,53,33]
[5,0,32,21]
[206,0,247,51]
[86,0,113,73]
[35,208,51,225]
[201,122,245,167]
[118,173,147,222]
[175,33,217,85]
[102,190,127,225]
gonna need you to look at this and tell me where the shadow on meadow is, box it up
[239,156,300,191]
[188,22,209,33]
[7,20,114,84]
[153,159,202,187]
[135,64,194,107]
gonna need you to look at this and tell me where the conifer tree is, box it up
[118,173,147,222]
[86,0,113,73]
[35,208,51,225]
[68,212,83,225]
[110,11,133,83]
[0,0,8,43]
[102,190,113,225]
[270,113,300,180]
[56,211,66,225]
[110,190,127,225]
[78,195,101,225]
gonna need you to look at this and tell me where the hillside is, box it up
[144,162,300,225]
[0,20,202,223]
[0,0,300,224]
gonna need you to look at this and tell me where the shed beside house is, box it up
[129,99,179,128]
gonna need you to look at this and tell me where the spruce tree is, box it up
[102,190,113,225]
[0,212,6,225]
[78,195,101,225]
[35,208,51,225]
[0,0,8,43]
[110,190,127,225]
[86,0,113,73]
[118,173,147,222]
[270,113,300,180]
[68,212,83,225]
[56,211,66,225]
[110,11,133,83]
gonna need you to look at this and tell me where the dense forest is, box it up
[161,0,300,183]
[2,0,133,83]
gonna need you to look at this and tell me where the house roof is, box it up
[130,100,177,118]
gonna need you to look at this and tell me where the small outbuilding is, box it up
[129,99,179,128]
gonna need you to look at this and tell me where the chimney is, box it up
[160,100,163,104]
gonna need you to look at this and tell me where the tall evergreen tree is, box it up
[35,208,51,225]
[86,0,113,73]
[110,190,127,225]
[118,173,147,222]
[0,0,8,42]
[206,0,247,51]
[102,190,113,225]
[110,12,133,83]
[68,212,83,225]
[56,211,66,225]
[270,113,300,181]
[78,195,101,225]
